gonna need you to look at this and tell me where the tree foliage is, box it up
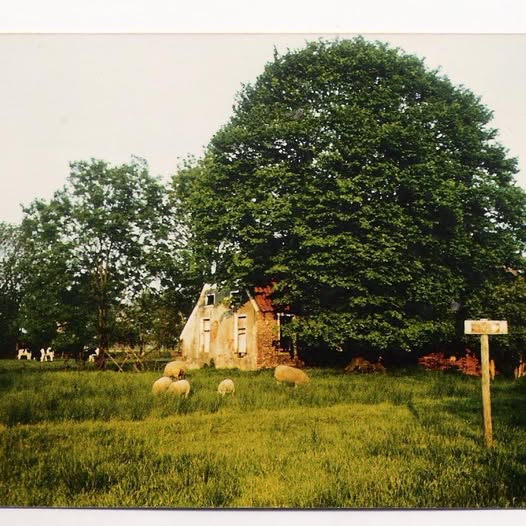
[0,222,24,356]
[175,38,526,355]
[18,157,186,355]
[113,289,187,351]
[465,270,526,373]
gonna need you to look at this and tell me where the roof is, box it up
[198,282,286,314]
[253,285,275,313]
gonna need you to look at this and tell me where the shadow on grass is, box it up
[439,377,526,429]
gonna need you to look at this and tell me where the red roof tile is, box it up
[253,285,275,312]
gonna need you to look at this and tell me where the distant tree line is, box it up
[1,38,526,369]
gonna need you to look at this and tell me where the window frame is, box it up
[234,313,248,356]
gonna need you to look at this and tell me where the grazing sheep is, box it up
[163,360,187,379]
[217,378,235,396]
[274,365,310,387]
[167,379,191,398]
[152,376,173,394]
[17,348,31,360]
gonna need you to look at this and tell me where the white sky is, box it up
[1,2,526,231]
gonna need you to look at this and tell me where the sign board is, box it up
[464,320,508,335]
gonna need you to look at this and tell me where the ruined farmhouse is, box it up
[179,284,300,370]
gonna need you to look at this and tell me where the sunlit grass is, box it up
[0,360,525,508]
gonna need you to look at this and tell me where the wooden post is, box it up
[464,319,507,448]
[480,334,493,447]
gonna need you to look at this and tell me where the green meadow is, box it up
[0,359,525,508]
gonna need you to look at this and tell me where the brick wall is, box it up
[256,312,299,369]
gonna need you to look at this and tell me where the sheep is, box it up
[152,376,173,394]
[274,365,310,387]
[167,379,191,398]
[17,348,31,360]
[217,378,235,396]
[163,360,187,380]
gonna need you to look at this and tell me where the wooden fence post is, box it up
[480,333,493,447]
[464,319,508,448]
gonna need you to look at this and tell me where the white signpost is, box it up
[464,319,508,447]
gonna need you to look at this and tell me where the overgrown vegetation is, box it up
[0,360,524,508]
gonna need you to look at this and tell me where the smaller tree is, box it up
[18,157,183,363]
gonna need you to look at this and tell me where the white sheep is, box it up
[167,379,191,398]
[217,378,235,396]
[163,360,187,379]
[274,365,310,387]
[17,348,31,360]
[152,376,173,394]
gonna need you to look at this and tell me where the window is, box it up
[201,318,211,353]
[206,294,215,306]
[234,314,247,356]
[229,289,242,309]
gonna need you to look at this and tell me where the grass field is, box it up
[0,359,525,508]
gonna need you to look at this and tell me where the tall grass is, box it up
[0,359,525,508]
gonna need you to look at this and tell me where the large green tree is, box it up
[19,157,184,359]
[175,38,526,357]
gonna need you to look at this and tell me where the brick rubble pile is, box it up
[418,350,483,377]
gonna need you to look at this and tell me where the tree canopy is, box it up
[16,157,188,357]
[175,38,526,356]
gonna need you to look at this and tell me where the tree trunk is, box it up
[94,258,110,370]
[96,302,108,370]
